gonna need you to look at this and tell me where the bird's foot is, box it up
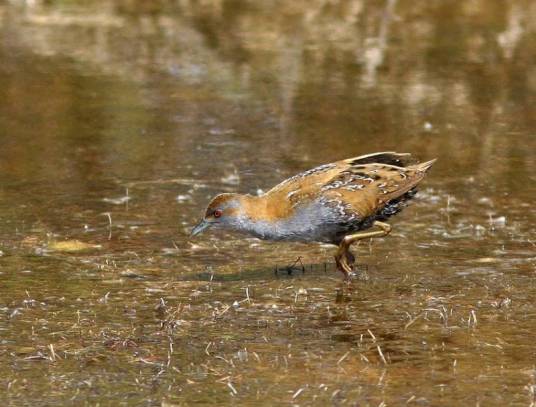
[334,254,353,280]
[334,245,357,279]
[346,270,360,279]
[335,252,369,281]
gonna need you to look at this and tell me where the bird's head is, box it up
[190,193,246,237]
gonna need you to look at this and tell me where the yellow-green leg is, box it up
[334,221,392,279]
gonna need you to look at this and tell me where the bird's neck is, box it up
[226,193,292,240]
[234,193,316,241]
[237,193,288,223]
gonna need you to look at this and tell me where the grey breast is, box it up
[268,197,363,243]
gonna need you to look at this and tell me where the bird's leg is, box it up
[334,245,353,278]
[334,221,392,279]
[334,247,356,278]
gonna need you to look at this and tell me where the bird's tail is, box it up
[413,158,437,173]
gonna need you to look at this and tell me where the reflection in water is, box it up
[498,4,524,59]
[359,0,396,87]
[0,0,536,405]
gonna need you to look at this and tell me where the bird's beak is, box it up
[190,219,211,237]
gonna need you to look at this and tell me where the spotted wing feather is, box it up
[321,160,436,220]
[262,152,433,223]
[267,152,413,200]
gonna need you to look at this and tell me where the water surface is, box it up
[1,1,535,405]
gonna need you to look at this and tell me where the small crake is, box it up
[191,152,435,279]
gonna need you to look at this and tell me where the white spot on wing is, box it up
[287,189,300,199]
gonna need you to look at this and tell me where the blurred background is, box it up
[1,0,535,405]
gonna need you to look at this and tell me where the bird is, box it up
[191,152,436,279]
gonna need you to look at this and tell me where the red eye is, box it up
[213,209,222,218]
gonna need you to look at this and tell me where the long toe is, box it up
[341,262,353,277]
[335,255,353,279]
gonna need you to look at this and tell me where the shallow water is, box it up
[1,0,535,405]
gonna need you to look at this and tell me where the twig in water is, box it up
[48,344,57,362]
[102,212,112,240]
[227,382,238,395]
[377,345,387,365]
[293,388,304,399]
[468,310,477,328]
[337,351,350,365]
[216,305,231,318]
[405,313,424,330]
